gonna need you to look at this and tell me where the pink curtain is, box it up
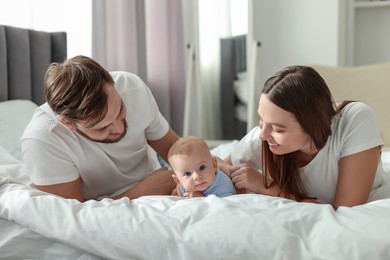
[92,0,186,135]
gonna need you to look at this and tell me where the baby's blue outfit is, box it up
[179,169,236,198]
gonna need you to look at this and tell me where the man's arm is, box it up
[34,178,85,202]
[111,167,176,200]
[33,128,179,202]
[113,128,179,200]
[22,138,85,202]
[147,127,179,162]
[35,168,177,201]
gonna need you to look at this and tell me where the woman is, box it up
[224,65,385,209]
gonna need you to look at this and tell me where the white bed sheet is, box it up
[1,150,390,259]
[0,170,102,259]
[0,218,101,260]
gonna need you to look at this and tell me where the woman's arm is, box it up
[229,164,320,203]
[230,146,381,209]
[229,164,283,196]
[333,146,381,209]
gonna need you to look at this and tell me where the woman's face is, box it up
[258,94,313,155]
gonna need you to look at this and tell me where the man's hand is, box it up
[171,184,182,196]
[113,167,176,200]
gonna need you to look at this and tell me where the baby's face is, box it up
[170,149,217,193]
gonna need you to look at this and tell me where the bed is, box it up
[1,26,390,259]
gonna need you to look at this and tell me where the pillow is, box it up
[211,140,239,160]
[0,100,38,164]
[312,63,390,146]
[233,71,249,105]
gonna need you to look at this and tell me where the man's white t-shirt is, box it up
[21,71,169,200]
[231,102,386,204]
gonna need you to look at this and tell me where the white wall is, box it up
[354,6,390,65]
[246,0,346,132]
[249,0,344,86]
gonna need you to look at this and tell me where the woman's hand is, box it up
[214,156,232,176]
[230,163,264,194]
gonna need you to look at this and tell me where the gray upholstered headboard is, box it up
[0,25,67,105]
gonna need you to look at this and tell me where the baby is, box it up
[167,136,236,198]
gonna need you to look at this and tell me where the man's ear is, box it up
[172,174,180,184]
[59,117,77,131]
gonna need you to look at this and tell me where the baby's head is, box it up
[167,136,217,193]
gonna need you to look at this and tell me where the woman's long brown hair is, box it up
[260,65,350,201]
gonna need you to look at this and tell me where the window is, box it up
[0,0,92,57]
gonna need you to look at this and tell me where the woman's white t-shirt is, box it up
[21,72,169,200]
[231,102,385,204]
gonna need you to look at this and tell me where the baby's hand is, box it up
[184,191,204,198]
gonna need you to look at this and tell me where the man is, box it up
[21,55,179,202]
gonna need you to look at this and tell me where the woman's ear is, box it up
[59,117,77,131]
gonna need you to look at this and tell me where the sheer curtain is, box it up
[92,0,247,139]
[92,0,188,134]
[144,0,186,129]
[92,0,147,82]
[190,0,248,139]
[1,0,249,139]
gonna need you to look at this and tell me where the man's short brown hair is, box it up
[44,55,115,127]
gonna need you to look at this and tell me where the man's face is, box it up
[68,84,128,143]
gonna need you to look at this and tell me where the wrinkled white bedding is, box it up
[1,150,390,259]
